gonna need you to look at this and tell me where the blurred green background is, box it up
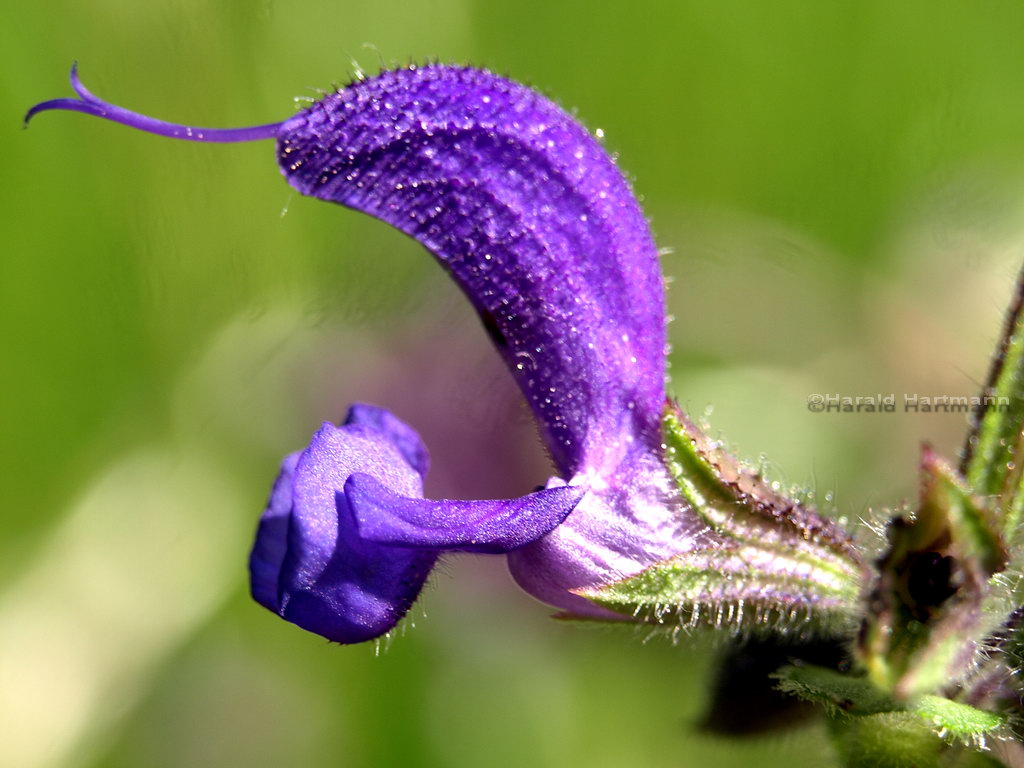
[4,1,1024,766]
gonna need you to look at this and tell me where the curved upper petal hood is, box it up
[276,65,666,477]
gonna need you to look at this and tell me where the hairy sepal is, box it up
[963,267,1024,551]
[575,405,865,635]
[777,664,1008,765]
[960,266,1024,712]
[860,449,1009,700]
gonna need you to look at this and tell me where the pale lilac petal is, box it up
[507,447,708,616]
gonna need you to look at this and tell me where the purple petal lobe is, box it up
[345,473,586,553]
[281,493,438,644]
[280,422,424,592]
[277,65,666,476]
[249,417,438,643]
[343,402,430,478]
[249,452,300,613]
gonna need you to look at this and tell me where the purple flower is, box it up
[28,64,863,643]
[272,66,688,622]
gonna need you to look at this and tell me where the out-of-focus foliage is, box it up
[4,1,1024,766]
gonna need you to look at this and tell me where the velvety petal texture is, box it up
[344,402,430,478]
[276,65,665,478]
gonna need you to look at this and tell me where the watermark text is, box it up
[806,393,1010,414]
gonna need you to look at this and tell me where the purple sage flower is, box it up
[28,64,864,643]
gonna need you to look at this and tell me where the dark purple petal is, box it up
[280,492,438,644]
[345,473,586,553]
[249,417,438,644]
[343,402,430,478]
[277,65,666,476]
[279,421,425,591]
[249,452,300,613]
